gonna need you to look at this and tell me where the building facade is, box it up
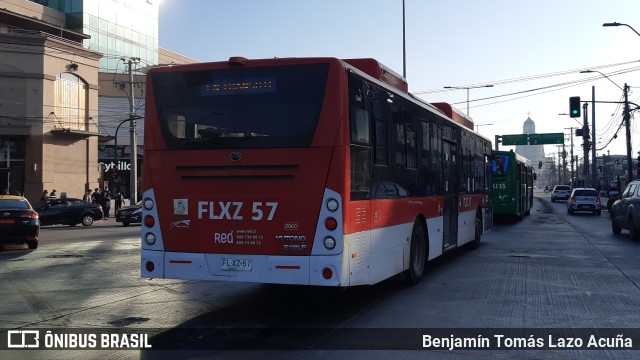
[0,0,102,202]
[0,0,196,203]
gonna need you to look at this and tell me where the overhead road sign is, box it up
[501,134,528,145]
[529,133,564,145]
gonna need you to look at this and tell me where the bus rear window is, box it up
[491,154,510,175]
[151,64,329,149]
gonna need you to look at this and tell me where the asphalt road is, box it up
[2,192,640,359]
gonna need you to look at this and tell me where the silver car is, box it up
[551,185,571,202]
[567,188,601,215]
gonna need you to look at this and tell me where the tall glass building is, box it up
[29,0,159,72]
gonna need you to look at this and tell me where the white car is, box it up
[567,188,601,215]
[551,185,571,202]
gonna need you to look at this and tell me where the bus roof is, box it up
[342,58,408,94]
[430,102,474,131]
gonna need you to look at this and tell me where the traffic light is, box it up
[569,96,581,118]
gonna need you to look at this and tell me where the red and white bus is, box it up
[140,56,493,287]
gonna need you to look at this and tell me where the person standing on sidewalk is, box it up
[115,192,124,212]
[83,189,93,202]
[102,190,111,219]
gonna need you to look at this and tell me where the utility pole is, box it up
[124,57,140,204]
[582,102,589,187]
[591,86,597,189]
[565,127,575,187]
[624,83,633,183]
[563,143,567,184]
[570,129,574,187]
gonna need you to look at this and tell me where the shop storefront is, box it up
[0,137,26,196]
[98,158,143,201]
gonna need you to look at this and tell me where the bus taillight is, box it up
[144,215,155,227]
[325,217,337,231]
[326,198,339,212]
[323,236,336,250]
[144,232,157,245]
[145,261,155,272]
[322,267,333,279]
[143,197,154,210]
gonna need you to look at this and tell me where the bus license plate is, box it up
[221,258,252,271]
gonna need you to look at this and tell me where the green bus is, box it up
[491,150,534,219]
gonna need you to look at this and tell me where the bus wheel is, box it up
[471,211,482,249]
[405,219,427,285]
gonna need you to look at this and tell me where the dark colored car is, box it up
[0,195,40,249]
[34,198,103,227]
[115,201,142,226]
[607,191,620,213]
[611,180,640,239]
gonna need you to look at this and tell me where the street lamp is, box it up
[559,113,583,126]
[113,116,143,201]
[603,22,640,37]
[402,0,406,79]
[443,84,493,116]
[580,70,624,91]
[475,123,493,132]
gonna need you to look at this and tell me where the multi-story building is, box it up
[0,0,196,203]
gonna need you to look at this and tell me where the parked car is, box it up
[0,195,39,249]
[115,201,142,226]
[607,191,621,213]
[567,188,601,215]
[551,185,571,202]
[611,180,640,239]
[34,198,103,227]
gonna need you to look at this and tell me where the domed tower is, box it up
[523,117,535,135]
[515,116,546,175]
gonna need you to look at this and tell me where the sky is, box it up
[158,0,640,159]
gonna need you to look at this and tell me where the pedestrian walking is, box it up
[49,189,57,199]
[40,190,49,201]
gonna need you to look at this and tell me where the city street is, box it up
[2,192,640,359]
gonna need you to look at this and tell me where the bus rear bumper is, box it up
[141,249,348,286]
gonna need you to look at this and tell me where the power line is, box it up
[413,59,640,95]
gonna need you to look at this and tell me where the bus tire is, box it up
[471,210,482,249]
[405,219,427,285]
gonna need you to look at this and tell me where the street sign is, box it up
[501,134,528,145]
[529,133,564,145]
